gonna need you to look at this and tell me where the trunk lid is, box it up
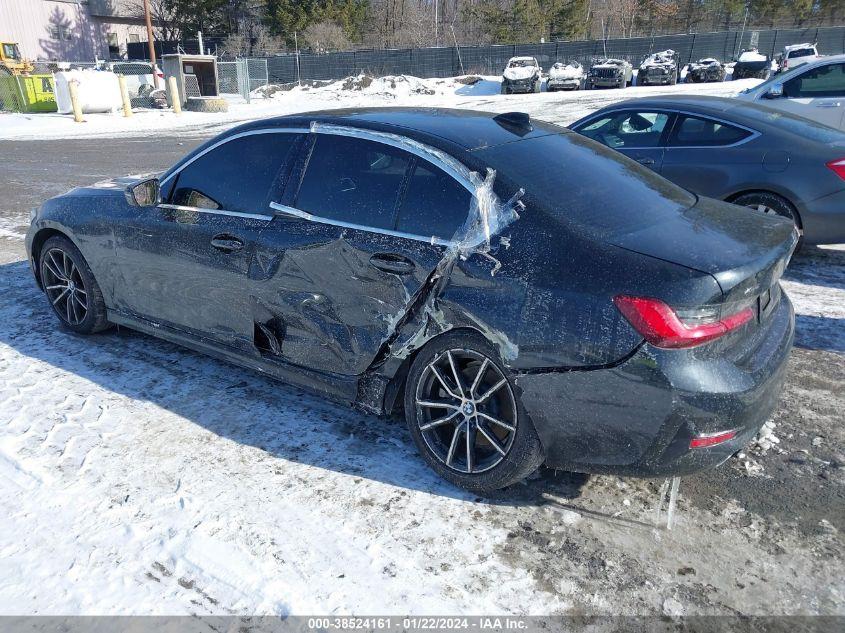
[608,196,797,303]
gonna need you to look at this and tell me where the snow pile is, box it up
[503,58,539,81]
[641,50,676,68]
[738,50,768,62]
[549,62,583,80]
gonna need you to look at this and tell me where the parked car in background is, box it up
[638,50,678,85]
[737,55,845,130]
[569,95,845,246]
[26,108,797,492]
[778,43,820,73]
[547,61,584,91]
[586,58,633,89]
[501,57,543,94]
[733,49,772,80]
[686,58,726,83]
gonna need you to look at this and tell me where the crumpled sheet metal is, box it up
[310,121,524,375]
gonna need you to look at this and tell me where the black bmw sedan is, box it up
[26,108,797,493]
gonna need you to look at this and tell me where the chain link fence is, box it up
[217,58,269,103]
[0,60,165,112]
[259,25,845,85]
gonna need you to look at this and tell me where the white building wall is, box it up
[0,0,148,61]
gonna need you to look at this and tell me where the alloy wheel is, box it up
[415,349,518,474]
[41,247,88,326]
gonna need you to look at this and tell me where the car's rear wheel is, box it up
[39,235,110,334]
[404,331,543,493]
[732,191,803,250]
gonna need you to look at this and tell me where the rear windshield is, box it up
[473,133,696,236]
[730,103,845,144]
[788,48,815,58]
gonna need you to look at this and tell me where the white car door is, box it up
[773,61,845,130]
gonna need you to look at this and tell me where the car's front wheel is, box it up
[404,331,544,493]
[39,235,110,334]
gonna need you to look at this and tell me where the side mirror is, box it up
[764,83,784,99]
[125,178,160,206]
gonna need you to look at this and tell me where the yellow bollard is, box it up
[117,74,133,117]
[68,79,84,123]
[167,76,181,114]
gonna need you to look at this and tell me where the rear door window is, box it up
[395,161,471,240]
[171,133,298,213]
[576,111,670,148]
[296,135,413,230]
[667,115,751,147]
[784,62,845,98]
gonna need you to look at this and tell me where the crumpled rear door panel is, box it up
[250,217,445,376]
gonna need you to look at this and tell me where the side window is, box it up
[296,135,412,230]
[171,133,298,213]
[667,115,751,147]
[784,63,845,98]
[576,111,670,148]
[396,161,471,240]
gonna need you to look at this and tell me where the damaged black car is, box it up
[686,58,726,83]
[26,108,797,493]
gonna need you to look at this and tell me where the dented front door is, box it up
[250,218,445,375]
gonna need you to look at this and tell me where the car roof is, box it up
[783,43,815,51]
[226,107,566,152]
[579,94,845,142]
[509,56,537,62]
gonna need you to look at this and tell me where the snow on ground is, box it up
[0,74,763,141]
[0,75,843,617]
[0,241,842,616]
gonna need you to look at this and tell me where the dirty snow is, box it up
[0,73,763,141]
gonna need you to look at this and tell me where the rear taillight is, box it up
[826,158,845,181]
[613,295,754,349]
[690,429,737,449]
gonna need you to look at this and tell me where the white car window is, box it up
[785,63,845,98]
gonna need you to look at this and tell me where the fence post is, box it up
[117,74,133,117]
[770,30,777,59]
[68,79,84,123]
[688,33,696,65]
[167,75,181,114]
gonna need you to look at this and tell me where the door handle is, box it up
[816,101,841,108]
[210,234,244,253]
[369,253,415,275]
[635,157,655,165]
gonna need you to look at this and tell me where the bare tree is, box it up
[303,21,352,53]
[121,0,181,41]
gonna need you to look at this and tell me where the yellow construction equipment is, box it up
[0,42,34,75]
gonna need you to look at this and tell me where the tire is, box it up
[500,83,509,95]
[731,191,803,250]
[404,331,544,493]
[39,235,110,334]
[185,96,229,113]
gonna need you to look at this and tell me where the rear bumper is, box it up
[514,292,794,477]
[802,189,845,245]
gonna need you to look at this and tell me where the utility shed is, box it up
[161,54,219,106]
